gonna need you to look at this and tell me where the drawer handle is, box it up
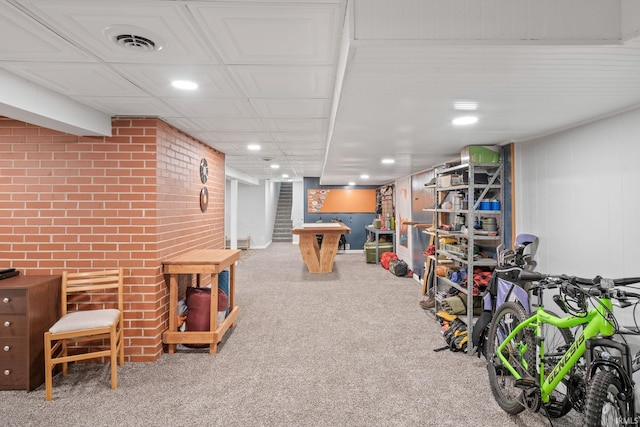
[2,297,8,304]
[3,345,9,351]
[3,369,9,376]
[3,321,10,327]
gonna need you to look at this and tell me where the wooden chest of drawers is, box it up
[0,275,61,391]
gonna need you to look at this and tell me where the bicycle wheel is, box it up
[585,370,629,427]
[539,312,577,418]
[487,301,536,415]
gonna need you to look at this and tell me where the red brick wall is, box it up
[0,117,225,362]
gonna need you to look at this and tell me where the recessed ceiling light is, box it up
[348,182,356,186]
[381,158,395,164]
[270,164,280,169]
[282,174,289,178]
[171,80,198,90]
[360,174,369,179]
[247,144,261,151]
[452,116,478,126]
[454,101,478,111]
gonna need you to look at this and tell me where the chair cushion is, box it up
[49,309,120,334]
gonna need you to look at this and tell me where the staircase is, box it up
[272,182,293,243]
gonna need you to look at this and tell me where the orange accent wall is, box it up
[307,188,376,213]
[0,117,225,362]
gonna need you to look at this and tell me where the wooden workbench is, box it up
[162,249,240,355]
[291,223,351,273]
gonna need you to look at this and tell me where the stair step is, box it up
[273,183,293,241]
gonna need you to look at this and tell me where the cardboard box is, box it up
[461,145,501,164]
[438,174,463,188]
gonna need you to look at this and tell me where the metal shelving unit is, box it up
[431,161,504,351]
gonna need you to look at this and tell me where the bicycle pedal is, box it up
[514,378,536,390]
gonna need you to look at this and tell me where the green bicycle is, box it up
[487,270,640,425]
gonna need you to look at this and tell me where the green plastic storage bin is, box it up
[365,241,394,263]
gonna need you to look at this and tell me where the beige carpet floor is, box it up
[0,243,580,426]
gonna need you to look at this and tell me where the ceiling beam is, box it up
[0,68,111,136]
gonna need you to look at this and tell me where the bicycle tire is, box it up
[585,370,630,427]
[539,311,576,418]
[487,301,536,415]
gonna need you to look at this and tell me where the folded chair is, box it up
[44,268,125,401]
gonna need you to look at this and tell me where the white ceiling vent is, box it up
[103,25,165,52]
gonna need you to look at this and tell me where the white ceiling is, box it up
[2,0,640,185]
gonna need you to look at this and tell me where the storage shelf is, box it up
[429,159,504,355]
[470,234,501,241]
[432,230,500,241]
[437,276,468,294]
[440,162,501,174]
[433,230,465,237]
[438,185,468,192]
[436,250,498,267]
[437,184,501,193]
[471,209,501,215]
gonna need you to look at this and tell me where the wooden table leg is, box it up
[229,262,236,327]
[297,234,321,272]
[209,273,219,355]
[319,233,340,272]
[167,274,178,355]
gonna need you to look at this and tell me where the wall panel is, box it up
[515,107,640,277]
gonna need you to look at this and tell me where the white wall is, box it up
[225,179,279,249]
[291,180,304,244]
[515,107,640,278]
[262,180,279,248]
[622,0,640,40]
[395,175,412,264]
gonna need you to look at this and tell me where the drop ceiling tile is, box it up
[18,1,216,63]
[264,118,327,132]
[111,64,241,97]
[270,132,327,143]
[73,96,180,117]
[189,2,342,64]
[196,132,273,143]
[0,2,93,62]
[229,65,334,97]
[280,147,325,156]
[168,97,254,118]
[211,142,282,156]
[189,118,266,132]
[0,62,145,97]
[277,141,325,151]
[250,98,329,118]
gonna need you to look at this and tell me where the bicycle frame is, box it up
[496,296,615,404]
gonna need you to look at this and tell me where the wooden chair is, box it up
[44,268,125,401]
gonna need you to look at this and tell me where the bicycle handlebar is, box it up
[518,270,640,288]
[520,271,640,304]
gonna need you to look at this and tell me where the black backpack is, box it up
[388,259,408,276]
